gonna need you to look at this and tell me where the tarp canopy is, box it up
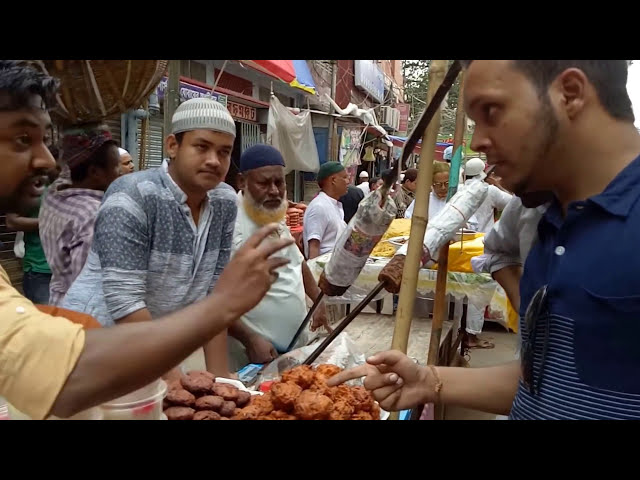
[240,60,317,95]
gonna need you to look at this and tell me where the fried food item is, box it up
[195,395,224,411]
[211,383,240,402]
[166,388,196,407]
[187,370,216,382]
[308,375,330,396]
[281,365,315,389]
[271,382,302,412]
[370,402,381,420]
[328,385,356,406]
[164,406,195,420]
[249,394,275,416]
[193,410,222,420]
[271,410,297,420]
[219,401,237,417]
[315,364,342,379]
[328,400,354,420]
[233,405,262,420]
[351,386,374,412]
[236,391,252,408]
[294,390,333,420]
[167,379,183,393]
[181,372,215,395]
[352,411,374,420]
[163,399,171,410]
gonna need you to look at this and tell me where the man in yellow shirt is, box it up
[0,60,292,420]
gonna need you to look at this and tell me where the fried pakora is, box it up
[281,365,314,389]
[270,381,302,412]
[293,390,333,420]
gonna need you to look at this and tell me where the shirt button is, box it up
[555,246,566,256]
[16,306,25,314]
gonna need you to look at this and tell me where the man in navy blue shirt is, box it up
[328,60,640,419]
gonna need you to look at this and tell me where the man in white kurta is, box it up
[303,161,349,259]
[228,145,328,371]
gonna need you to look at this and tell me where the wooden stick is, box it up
[390,60,449,354]
[303,282,386,365]
[388,60,449,421]
[287,292,324,352]
[84,60,106,118]
[427,74,466,367]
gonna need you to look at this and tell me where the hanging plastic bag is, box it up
[267,95,320,174]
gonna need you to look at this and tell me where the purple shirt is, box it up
[39,179,104,306]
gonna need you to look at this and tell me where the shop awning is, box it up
[241,60,296,83]
[290,60,316,95]
[240,60,317,95]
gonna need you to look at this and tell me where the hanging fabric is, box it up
[267,95,320,174]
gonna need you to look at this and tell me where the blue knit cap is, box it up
[240,144,285,172]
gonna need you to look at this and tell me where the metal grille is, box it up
[240,121,262,152]
[137,115,165,169]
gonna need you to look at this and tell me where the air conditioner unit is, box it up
[390,108,400,131]
[380,106,394,128]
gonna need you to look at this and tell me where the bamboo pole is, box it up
[427,74,466,367]
[390,59,448,354]
[428,75,466,421]
[388,60,448,421]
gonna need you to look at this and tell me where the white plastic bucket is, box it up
[101,379,167,420]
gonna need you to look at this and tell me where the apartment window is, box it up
[180,60,207,83]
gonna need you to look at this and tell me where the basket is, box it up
[38,60,168,126]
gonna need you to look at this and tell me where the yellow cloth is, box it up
[433,234,485,273]
[0,266,85,420]
[370,219,412,257]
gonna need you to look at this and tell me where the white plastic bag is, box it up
[255,333,367,386]
[267,95,320,174]
[13,231,25,259]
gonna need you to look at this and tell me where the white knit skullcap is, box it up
[171,98,236,137]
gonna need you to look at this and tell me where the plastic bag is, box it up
[13,231,24,259]
[255,333,367,386]
[324,189,397,289]
[267,95,320,174]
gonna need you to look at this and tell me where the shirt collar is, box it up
[160,164,219,206]
[319,191,340,206]
[541,153,640,229]
[587,153,640,218]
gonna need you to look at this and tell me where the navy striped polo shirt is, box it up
[510,154,640,420]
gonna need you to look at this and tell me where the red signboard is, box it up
[227,101,257,122]
[396,103,410,134]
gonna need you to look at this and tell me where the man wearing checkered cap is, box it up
[63,98,240,379]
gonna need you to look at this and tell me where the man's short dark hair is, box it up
[461,60,634,123]
[369,176,379,189]
[70,141,117,183]
[0,60,59,111]
[402,168,419,184]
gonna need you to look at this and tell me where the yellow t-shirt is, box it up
[0,266,85,419]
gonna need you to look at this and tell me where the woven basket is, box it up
[39,60,168,126]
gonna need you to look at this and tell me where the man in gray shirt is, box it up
[63,98,239,379]
[481,192,550,312]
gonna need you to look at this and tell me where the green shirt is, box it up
[23,195,51,274]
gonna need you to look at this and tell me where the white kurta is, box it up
[303,192,347,257]
[231,193,308,354]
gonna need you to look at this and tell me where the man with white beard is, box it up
[228,145,330,370]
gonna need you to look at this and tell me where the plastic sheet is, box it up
[267,95,320,174]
